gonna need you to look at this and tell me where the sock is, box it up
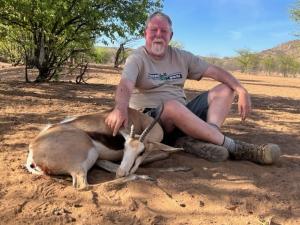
[222,136,236,153]
[207,122,220,131]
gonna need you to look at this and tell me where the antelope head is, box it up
[116,105,164,178]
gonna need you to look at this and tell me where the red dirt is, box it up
[0,64,299,225]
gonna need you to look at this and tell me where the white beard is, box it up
[150,42,166,56]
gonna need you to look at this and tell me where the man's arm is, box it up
[202,65,252,121]
[105,78,135,135]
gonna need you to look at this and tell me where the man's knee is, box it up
[163,100,183,117]
[160,100,182,132]
[209,84,235,101]
[161,100,188,125]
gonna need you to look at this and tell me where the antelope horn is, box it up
[139,103,164,142]
[130,124,135,138]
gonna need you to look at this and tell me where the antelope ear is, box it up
[147,141,183,152]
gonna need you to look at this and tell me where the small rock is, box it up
[199,200,205,207]
[269,216,282,225]
[225,205,238,211]
[179,203,186,207]
[74,203,82,208]
[128,199,138,211]
[52,207,71,216]
[66,216,76,223]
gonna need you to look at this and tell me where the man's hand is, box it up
[105,78,134,136]
[105,107,128,136]
[236,87,252,121]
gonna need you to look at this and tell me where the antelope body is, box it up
[26,107,180,189]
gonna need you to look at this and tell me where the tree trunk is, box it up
[25,55,29,83]
[114,43,125,68]
[33,30,51,82]
[76,62,89,84]
[35,67,51,82]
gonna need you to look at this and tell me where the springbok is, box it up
[26,105,181,189]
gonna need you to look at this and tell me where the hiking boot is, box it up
[230,140,281,165]
[175,136,229,162]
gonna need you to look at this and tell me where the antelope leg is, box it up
[71,171,88,190]
[102,174,156,187]
[95,159,119,173]
[148,141,183,152]
[141,151,170,165]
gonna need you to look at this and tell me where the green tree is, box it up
[91,47,114,64]
[290,59,300,77]
[0,0,162,82]
[290,0,300,23]
[261,56,275,76]
[291,0,300,38]
[169,40,184,49]
[275,53,299,77]
[236,49,260,73]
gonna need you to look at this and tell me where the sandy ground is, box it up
[0,64,299,225]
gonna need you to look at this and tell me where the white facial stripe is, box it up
[119,145,137,170]
[117,141,145,177]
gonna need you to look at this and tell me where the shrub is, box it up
[91,47,114,64]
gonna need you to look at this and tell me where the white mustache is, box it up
[153,39,164,43]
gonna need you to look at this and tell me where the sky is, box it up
[134,0,299,57]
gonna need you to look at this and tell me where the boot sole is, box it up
[262,144,281,164]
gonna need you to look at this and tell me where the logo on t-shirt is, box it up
[148,72,182,81]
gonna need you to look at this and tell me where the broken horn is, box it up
[139,103,164,142]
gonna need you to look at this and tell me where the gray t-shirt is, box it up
[122,46,209,109]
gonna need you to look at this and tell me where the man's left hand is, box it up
[237,88,252,121]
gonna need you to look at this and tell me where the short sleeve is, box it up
[121,54,143,83]
[185,52,210,80]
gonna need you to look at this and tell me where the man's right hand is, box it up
[105,107,128,136]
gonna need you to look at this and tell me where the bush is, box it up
[91,47,114,64]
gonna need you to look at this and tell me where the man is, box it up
[105,11,281,164]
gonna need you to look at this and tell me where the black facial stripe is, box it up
[86,132,125,150]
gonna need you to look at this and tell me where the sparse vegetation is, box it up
[91,47,115,64]
[169,40,184,49]
[236,49,260,73]
[0,0,162,82]
[202,40,300,77]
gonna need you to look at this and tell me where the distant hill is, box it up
[260,40,300,61]
[201,40,300,72]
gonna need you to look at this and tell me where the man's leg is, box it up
[160,85,281,164]
[161,84,234,144]
[206,84,235,128]
[160,92,229,162]
[161,99,224,145]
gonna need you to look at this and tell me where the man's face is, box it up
[144,16,173,59]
